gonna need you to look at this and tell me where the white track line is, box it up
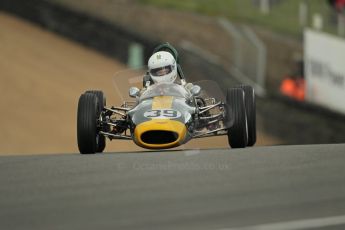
[218,214,345,230]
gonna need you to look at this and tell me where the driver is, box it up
[148,51,177,85]
[143,51,195,92]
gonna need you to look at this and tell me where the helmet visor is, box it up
[150,65,173,77]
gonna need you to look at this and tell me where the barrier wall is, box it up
[305,29,345,114]
[0,0,158,65]
[0,0,234,88]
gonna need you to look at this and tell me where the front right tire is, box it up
[85,90,107,152]
[77,93,103,154]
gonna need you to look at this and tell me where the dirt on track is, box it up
[0,13,278,155]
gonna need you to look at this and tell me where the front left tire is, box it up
[236,85,256,146]
[225,88,248,148]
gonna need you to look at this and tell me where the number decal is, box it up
[145,110,161,118]
[163,110,178,118]
[144,109,181,119]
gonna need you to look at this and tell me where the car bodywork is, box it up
[77,64,255,154]
[99,81,230,150]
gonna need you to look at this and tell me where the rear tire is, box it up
[236,85,256,146]
[226,88,248,148]
[77,93,101,154]
[85,90,107,152]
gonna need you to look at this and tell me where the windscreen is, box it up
[140,82,190,101]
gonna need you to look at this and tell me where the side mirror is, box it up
[129,87,140,98]
[190,85,201,96]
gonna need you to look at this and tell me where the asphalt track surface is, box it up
[1,144,345,230]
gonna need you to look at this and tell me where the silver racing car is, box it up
[77,68,256,154]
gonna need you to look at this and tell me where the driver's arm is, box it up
[143,72,153,88]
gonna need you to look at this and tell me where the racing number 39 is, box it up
[144,109,180,119]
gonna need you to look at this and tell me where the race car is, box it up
[77,43,256,154]
[77,79,256,154]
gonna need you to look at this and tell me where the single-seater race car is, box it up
[77,66,256,154]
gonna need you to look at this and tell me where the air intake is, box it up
[141,131,179,145]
